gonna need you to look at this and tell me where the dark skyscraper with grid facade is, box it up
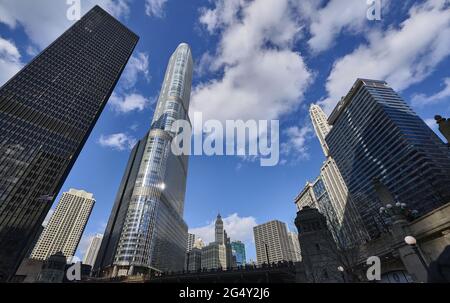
[326,79,450,239]
[0,6,138,281]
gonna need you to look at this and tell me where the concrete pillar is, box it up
[128,265,134,276]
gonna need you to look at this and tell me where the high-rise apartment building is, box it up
[309,104,369,247]
[230,241,246,266]
[0,6,138,281]
[287,232,302,262]
[83,234,103,267]
[94,43,193,277]
[326,79,450,238]
[253,220,293,264]
[30,189,95,262]
[186,233,196,252]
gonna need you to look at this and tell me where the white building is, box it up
[287,232,302,262]
[201,243,227,270]
[187,233,196,252]
[83,234,103,267]
[31,189,95,262]
[253,220,292,265]
[199,214,229,270]
[307,104,369,247]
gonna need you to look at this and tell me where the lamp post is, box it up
[404,236,428,271]
[337,266,346,283]
[379,202,419,223]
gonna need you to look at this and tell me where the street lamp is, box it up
[337,266,346,283]
[404,236,428,271]
[379,201,419,222]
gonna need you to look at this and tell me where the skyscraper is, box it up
[224,230,234,268]
[186,247,202,272]
[309,104,369,247]
[310,104,332,156]
[326,79,450,238]
[95,43,193,277]
[0,6,138,281]
[83,234,103,267]
[215,214,225,244]
[201,243,227,270]
[186,233,196,252]
[230,241,246,266]
[287,232,302,262]
[295,177,345,245]
[253,220,293,265]
[200,214,228,270]
[30,189,95,262]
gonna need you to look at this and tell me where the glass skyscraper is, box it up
[326,79,450,238]
[0,6,138,281]
[309,104,369,247]
[230,241,246,266]
[95,43,193,277]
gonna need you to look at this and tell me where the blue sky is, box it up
[0,0,449,262]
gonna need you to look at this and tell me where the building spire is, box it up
[309,104,332,157]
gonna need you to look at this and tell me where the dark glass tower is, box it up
[95,43,193,277]
[326,79,450,238]
[0,6,138,281]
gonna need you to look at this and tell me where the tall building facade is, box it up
[201,214,230,270]
[309,104,369,247]
[230,241,246,266]
[186,233,196,252]
[287,232,302,262]
[201,243,227,270]
[326,79,450,238]
[253,220,293,265]
[0,6,138,281]
[83,234,103,267]
[310,104,331,156]
[95,43,193,277]
[186,247,202,271]
[215,214,225,244]
[30,189,95,262]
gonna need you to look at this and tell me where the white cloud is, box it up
[412,78,450,107]
[98,133,137,150]
[0,35,23,86]
[145,0,168,17]
[189,213,257,247]
[0,0,131,49]
[25,45,38,57]
[319,0,450,113]
[199,0,246,34]
[298,0,371,54]
[192,0,312,124]
[281,125,313,161]
[109,92,150,113]
[121,52,150,89]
